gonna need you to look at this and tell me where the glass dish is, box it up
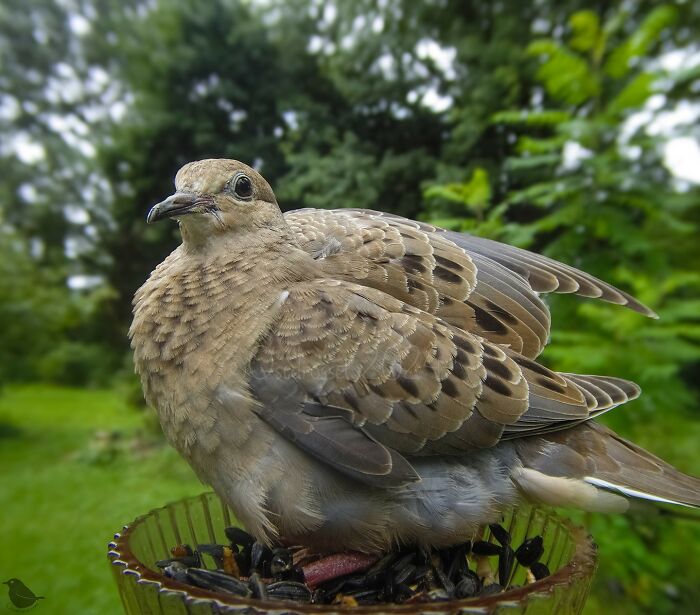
[108,492,597,614]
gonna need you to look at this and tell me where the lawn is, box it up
[0,385,698,614]
[0,385,202,614]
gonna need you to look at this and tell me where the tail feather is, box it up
[514,421,700,510]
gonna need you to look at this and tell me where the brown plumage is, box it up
[130,159,699,552]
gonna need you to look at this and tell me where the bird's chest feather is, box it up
[129,247,289,457]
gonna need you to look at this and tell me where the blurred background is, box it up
[1,0,699,612]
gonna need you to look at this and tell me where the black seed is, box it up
[339,574,370,590]
[197,544,224,558]
[472,540,502,556]
[391,552,416,572]
[394,583,415,602]
[367,552,398,575]
[393,563,416,586]
[156,555,200,568]
[426,588,450,601]
[383,571,395,601]
[225,527,254,548]
[433,566,455,597]
[251,541,271,572]
[234,551,251,577]
[267,581,312,602]
[249,572,268,601]
[413,564,431,583]
[455,571,481,598]
[440,544,466,582]
[489,523,511,546]
[271,548,293,578]
[163,563,189,583]
[498,545,515,586]
[515,536,544,567]
[186,568,252,597]
[347,589,381,603]
[480,582,504,596]
[530,562,550,580]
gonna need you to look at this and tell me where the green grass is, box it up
[0,385,202,614]
[0,385,698,614]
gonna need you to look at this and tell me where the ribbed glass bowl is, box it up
[108,492,597,614]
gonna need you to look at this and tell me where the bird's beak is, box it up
[147,192,200,224]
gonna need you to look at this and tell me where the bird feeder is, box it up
[108,492,597,614]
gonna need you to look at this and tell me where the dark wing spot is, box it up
[343,390,361,412]
[452,360,466,379]
[407,278,425,292]
[435,266,463,284]
[484,375,513,397]
[453,335,476,354]
[435,255,465,271]
[399,402,419,419]
[512,355,553,378]
[536,377,568,394]
[484,299,518,325]
[483,355,513,380]
[482,344,498,357]
[398,376,420,398]
[402,255,427,275]
[471,303,509,336]
[442,378,459,397]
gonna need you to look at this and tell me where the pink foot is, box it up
[302,552,379,588]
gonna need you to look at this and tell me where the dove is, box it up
[130,159,700,559]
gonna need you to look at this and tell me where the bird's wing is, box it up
[250,279,639,487]
[285,208,655,359]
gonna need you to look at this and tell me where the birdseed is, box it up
[159,524,551,605]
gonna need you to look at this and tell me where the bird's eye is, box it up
[232,175,253,200]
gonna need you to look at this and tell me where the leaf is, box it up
[516,135,566,155]
[425,167,491,212]
[604,5,678,78]
[491,109,572,126]
[527,39,600,105]
[606,72,657,115]
[568,10,601,53]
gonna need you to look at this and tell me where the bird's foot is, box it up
[301,552,379,588]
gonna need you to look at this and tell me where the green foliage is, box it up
[426,4,700,608]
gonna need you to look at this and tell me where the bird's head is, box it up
[3,579,17,586]
[147,159,284,246]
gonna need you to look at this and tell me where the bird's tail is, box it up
[512,421,700,512]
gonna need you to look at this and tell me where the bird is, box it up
[130,158,700,562]
[3,579,44,609]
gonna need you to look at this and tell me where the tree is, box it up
[425,6,700,611]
